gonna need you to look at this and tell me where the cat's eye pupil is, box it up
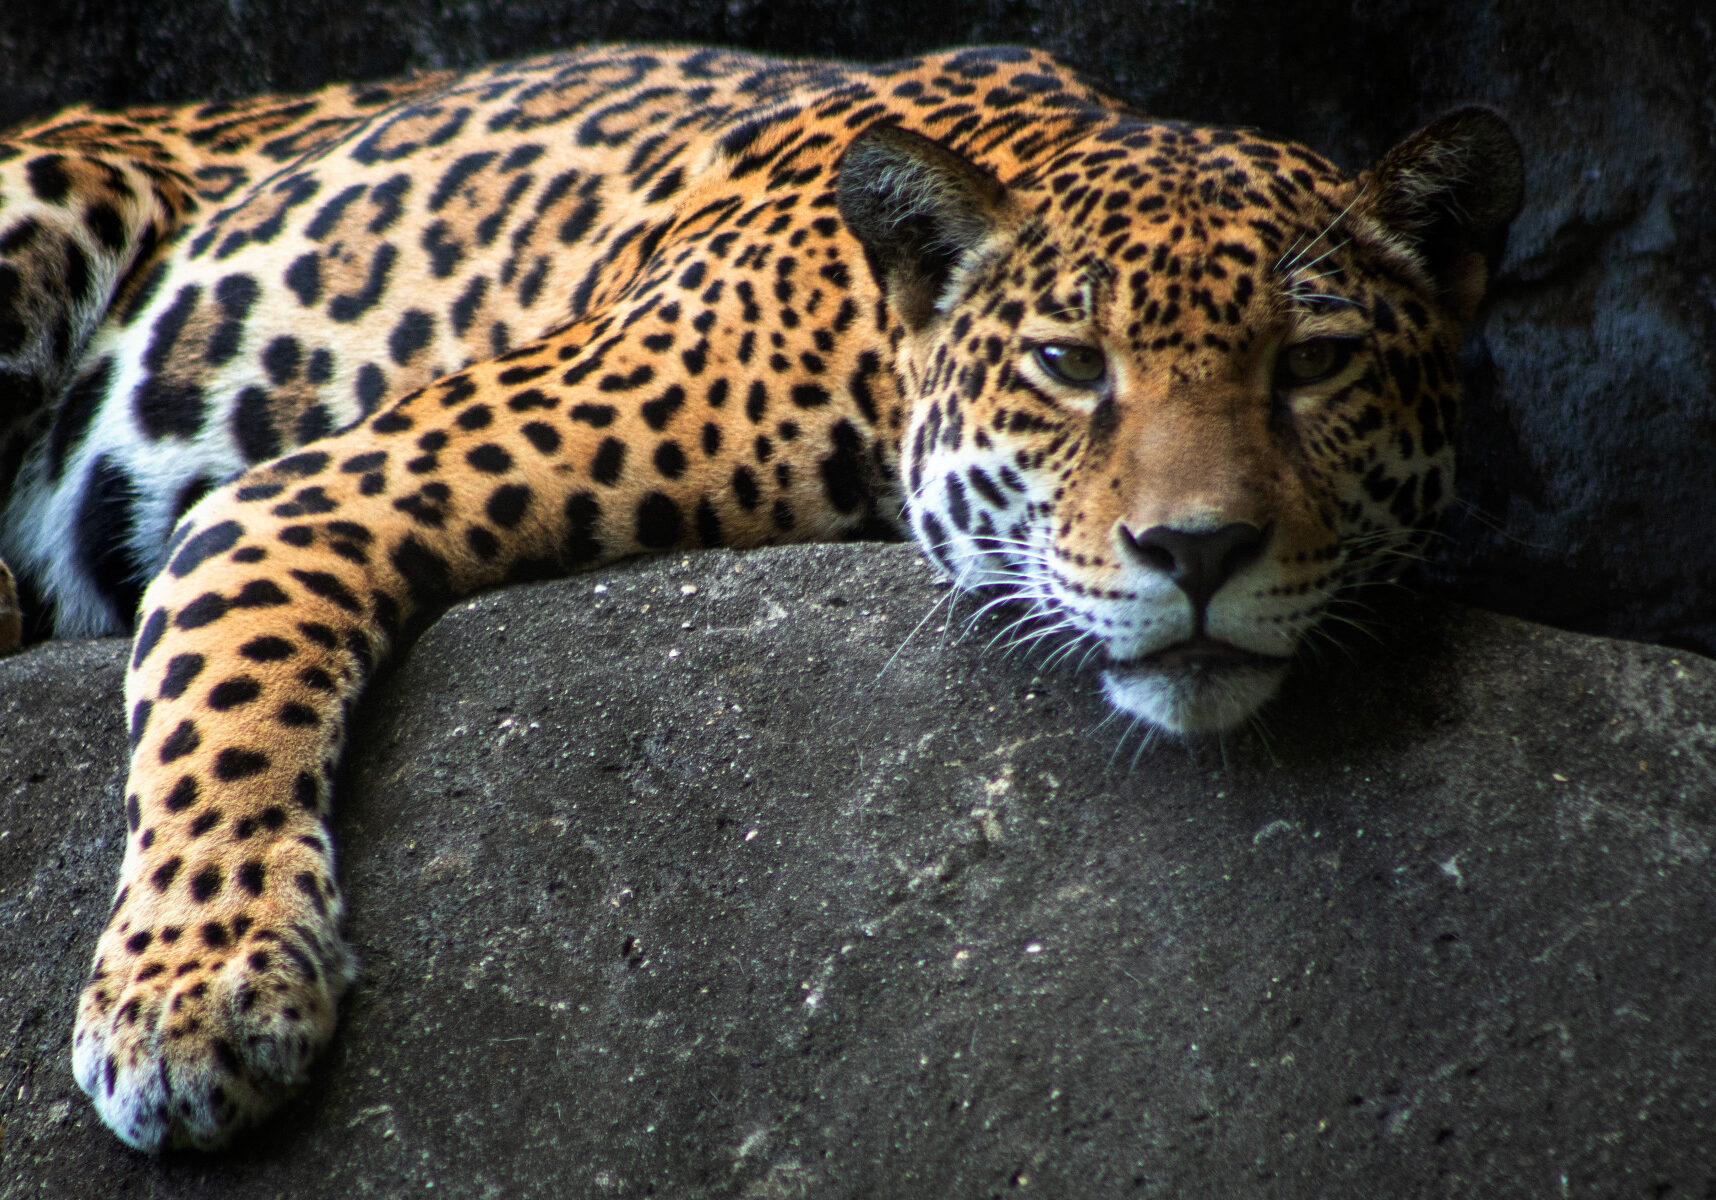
[1283,339,1346,383]
[1036,343,1105,384]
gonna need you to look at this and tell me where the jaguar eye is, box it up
[1034,343,1106,385]
[1277,338,1355,387]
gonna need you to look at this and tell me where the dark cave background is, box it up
[2,0,1711,652]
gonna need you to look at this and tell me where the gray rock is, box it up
[0,0,1710,654]
[2,544,1712,1196]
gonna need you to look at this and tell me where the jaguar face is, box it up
[840,111,1521,734]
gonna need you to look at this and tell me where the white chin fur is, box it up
[1101,662,1288,735]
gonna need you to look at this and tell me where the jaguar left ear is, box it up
[1355,107,1525,323]
[837,123,1010,330]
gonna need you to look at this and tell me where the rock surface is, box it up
[2,544,1713,1197]
[0,0,1710,654]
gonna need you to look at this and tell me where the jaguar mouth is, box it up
[1111,635,1292,674]
[1101,636,1293,735]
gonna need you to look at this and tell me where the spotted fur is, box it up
[0,45,1521,1149]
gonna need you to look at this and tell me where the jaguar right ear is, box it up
[1354,107,1525,323]
[837,123,1010,330]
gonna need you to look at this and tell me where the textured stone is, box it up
[2,544,1712,1195]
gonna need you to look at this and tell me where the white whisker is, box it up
[878,583,958,680]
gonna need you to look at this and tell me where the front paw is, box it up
[72,907,354,1150]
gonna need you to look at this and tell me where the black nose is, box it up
[1119,521,1270,615]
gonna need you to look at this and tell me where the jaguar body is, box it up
[0,44,1520,1149]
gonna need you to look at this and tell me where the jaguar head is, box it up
[840,108,1522,734]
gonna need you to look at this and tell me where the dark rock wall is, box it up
[2,0,1710,651]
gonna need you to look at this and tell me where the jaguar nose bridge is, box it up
[1105,388,1277,616]
[1111,388,1272,535]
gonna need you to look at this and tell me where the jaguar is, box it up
[0,43,1521,1149]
